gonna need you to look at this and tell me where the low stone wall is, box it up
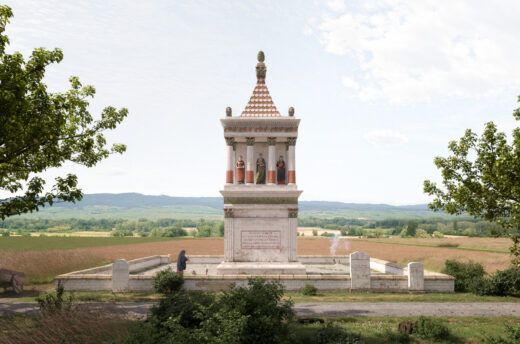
[130,274,351,292]
[55,253,455,293]
[370,258,404,275]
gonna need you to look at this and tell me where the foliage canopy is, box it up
[0,5,127,219]
[425,96,520,266]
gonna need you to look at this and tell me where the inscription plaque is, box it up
[241,230,281,249]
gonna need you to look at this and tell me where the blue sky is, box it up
[3,0,520,204]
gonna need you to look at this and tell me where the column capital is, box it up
[267,137,277,146]
[246,137,255,146]
[225,137,235,146]
[288,208,298,218]
[287,137,297,146]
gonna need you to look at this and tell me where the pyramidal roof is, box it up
[241,51,281,117]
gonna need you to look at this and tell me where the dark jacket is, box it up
[177,250,188,271]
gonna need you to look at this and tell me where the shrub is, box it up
[301,284,318,296]
[218,278,294,344]
[312,229,318,236]
[474,267,520,297]
[36,283,73,313]
[441,259,486,292]
[399,228,408,237]
[432,231,444,238]
[314,323,361,344]
[484,324,520,344]
[413,317,450,341]
[321,232,335,237]
[415,229,429,238]
[126,278,294,344]
[152,268,184,295]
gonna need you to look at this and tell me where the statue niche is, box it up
[276,155,286,184]
[236,155,245,184]
[256,153,266,184]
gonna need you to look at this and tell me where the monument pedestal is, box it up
[218,185,305,275]
[216,261,306,275]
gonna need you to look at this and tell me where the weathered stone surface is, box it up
[112,259,129,292]
[407,262,424,291]
[350,251,370,289]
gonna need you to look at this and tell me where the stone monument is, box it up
[217,51,306,275]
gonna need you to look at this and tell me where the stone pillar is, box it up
[287,137,296,185]
[349,251,370,290]
[112,259,129,292]
[407,262,424,291]
[225,137,235,184]
[246,137,255,184]
[267,137,276,184]
[224,208,234,261]
[288,208,298,261]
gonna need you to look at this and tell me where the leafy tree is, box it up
[405,221,418,237]
[425,96,520,267]
[0,6,127,219]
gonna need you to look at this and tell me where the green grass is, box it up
[293,316,519,343]
[0,236,187,251]
[11,290,518,303]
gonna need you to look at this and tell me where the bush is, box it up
[314,323,361,344]
[301,284,318,296]
[36,283,73,313]
[415,229,429,238]
[441,259,486,292]
[321,232,335,237]
[218,278,294,344]
[312,229,318,236]
[413,317,450,341]
[484,323,520,344]
[399,228,408,237]
[432,231,444,238]
[126,278,294,344]
[152,268,184,295]
[474,267,520,297]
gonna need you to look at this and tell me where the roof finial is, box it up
[256,50,266,81]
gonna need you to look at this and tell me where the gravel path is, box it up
[1,301,518,317]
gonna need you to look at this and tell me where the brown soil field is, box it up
[1,237,512,284]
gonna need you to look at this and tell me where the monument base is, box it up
[216,261,306,275]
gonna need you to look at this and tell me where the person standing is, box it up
[176,250,189,276]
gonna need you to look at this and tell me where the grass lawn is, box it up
[1,314,517,344]
[293,316,519,344]
[9,290,519,303]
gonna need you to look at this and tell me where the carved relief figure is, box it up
[276,155,286,184]
[236,155,245,184]
[256,153,266,184]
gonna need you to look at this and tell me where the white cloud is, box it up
[364,130,408,145]
[324,0,346,13]
[317,0,520,103]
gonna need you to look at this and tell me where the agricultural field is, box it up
[0,236,513,285]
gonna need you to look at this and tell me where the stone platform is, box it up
[216,261,306,275]
[54,252,455,293]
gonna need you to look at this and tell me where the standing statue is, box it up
[236,155,245,184]
[256,153,266,184]
[276,155,286,185]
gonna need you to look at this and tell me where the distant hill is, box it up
[17,193,446,220]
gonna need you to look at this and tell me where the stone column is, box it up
[112,259,129,292]
[224,208,234,261]
[267,137,276,184]
[287,137,296,185]
[349,251,370,290]
[246,137,255,184]
[288,208,298,261]
[407,262,424,291]
[225,137,235,184]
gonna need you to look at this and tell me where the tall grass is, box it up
[0,312,133,344]
[0,250,108,284]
